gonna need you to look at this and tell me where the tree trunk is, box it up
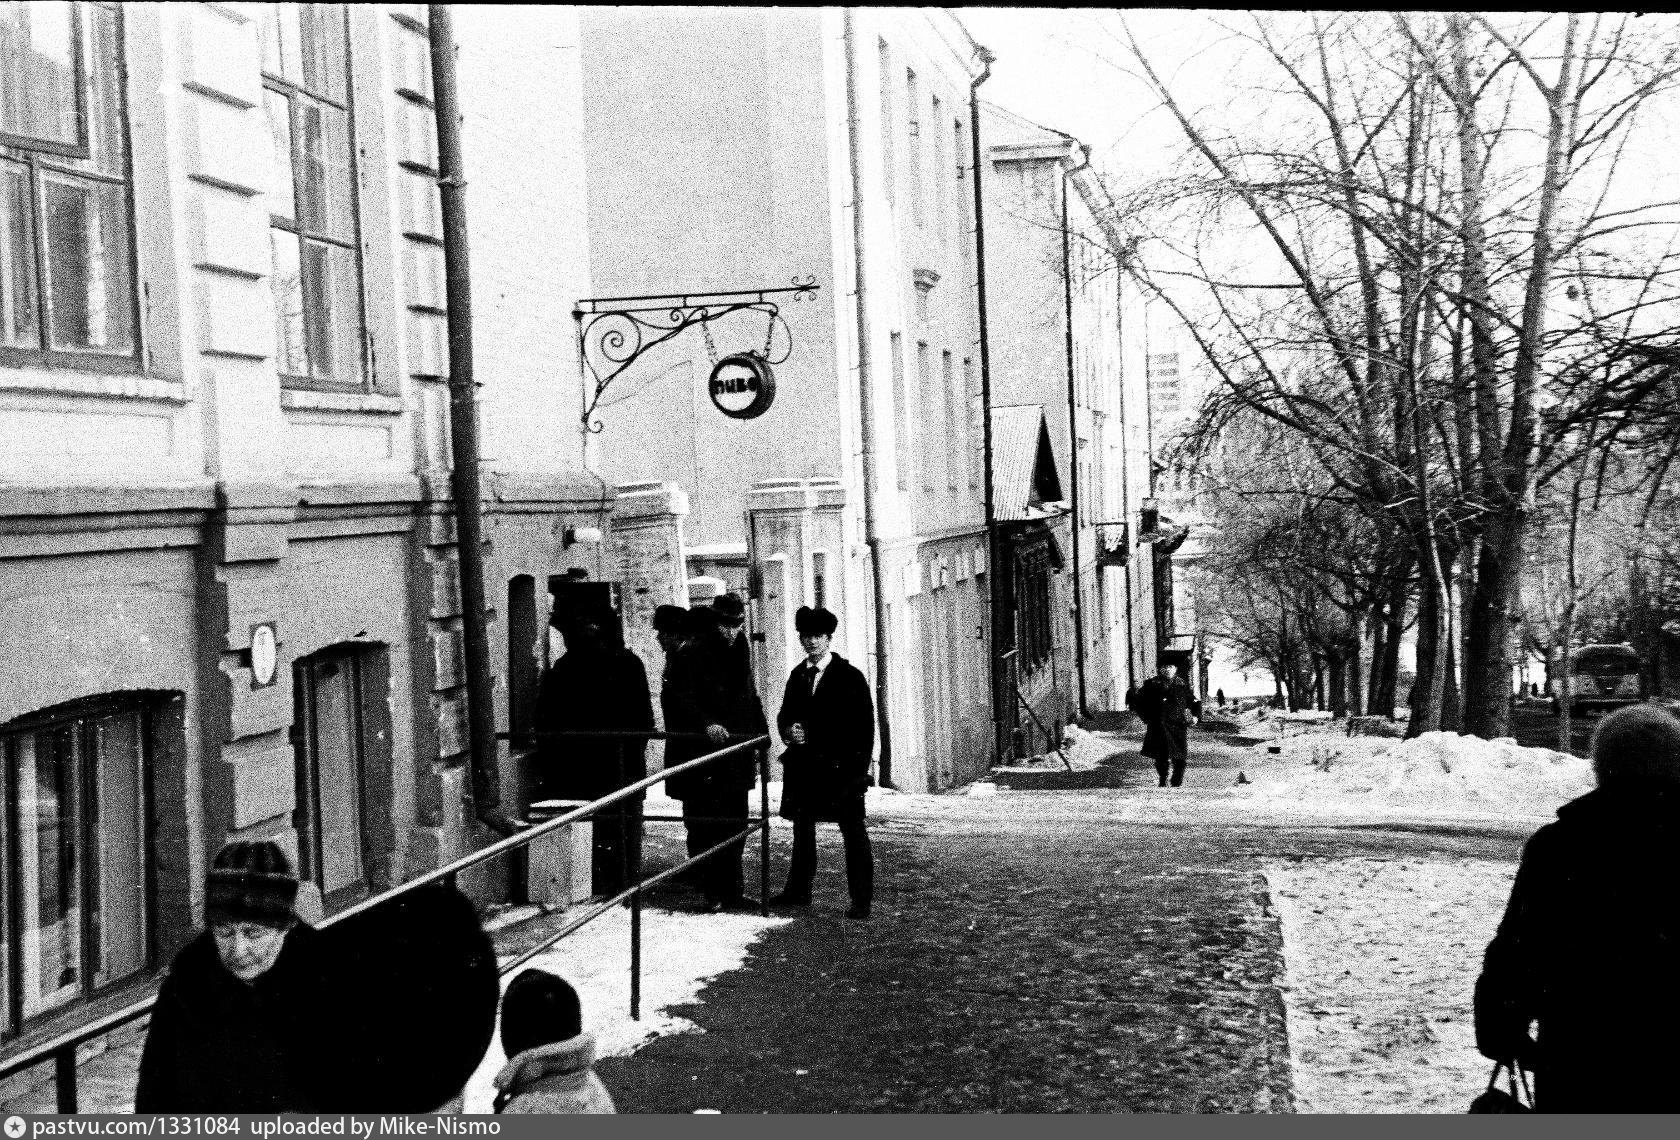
[1465,518,1525,736]
[1378,587,1406,715]
[1368,606,1388,711]
[1348,618,1366,717]
[1328,653,1348,717]
[1408,545,1452,737]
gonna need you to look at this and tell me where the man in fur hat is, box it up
[770,606,877,919]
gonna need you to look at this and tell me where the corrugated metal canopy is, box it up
[991,404,1065,522]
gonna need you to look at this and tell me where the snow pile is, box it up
[1061,724,1121,770]
[1244,730,1591,820]
[463,904,788,1112]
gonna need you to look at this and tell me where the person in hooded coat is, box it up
[134,841,331,1113]
[1131,661,1201,787]
[770,606,876,919]
[492,969,615,1114]
[534,603,655,897]
[1474,703,1680,1112]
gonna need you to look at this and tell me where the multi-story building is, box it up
[0,2,643,1052]
[578,7,995,790]
[981,104,1156,739]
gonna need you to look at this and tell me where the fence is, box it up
[0,731,771,1114]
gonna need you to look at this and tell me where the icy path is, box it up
[1266,857,1516,1113]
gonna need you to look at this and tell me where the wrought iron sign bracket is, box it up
[573,277,819,432]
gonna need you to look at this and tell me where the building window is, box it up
[877,39,893,207]
[1015,542,1054,675]
[905,68,921,225]
[919,340,937,492]
[292,644,380,908]
[964,356,978,489]
[943,349,958,491]
[0,1,137,369]
[2,694,153,1037]
[930,94,942,229]
[892,331,910,492]
[259,2,365,389]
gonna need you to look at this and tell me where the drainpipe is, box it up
[429,4,519,837]
[843,9,894,789]
[1062,146,1090,720]
[969,47,1001,763]
[1115,265,1139,690]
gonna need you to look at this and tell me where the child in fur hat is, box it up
[492,969,616,1114]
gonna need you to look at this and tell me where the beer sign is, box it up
[708,352,777,420]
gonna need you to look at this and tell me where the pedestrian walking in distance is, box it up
[135,841,330,1113]
[493,969,616,1114]
[1474,703,1680,1112]
[1133,662,1201,787]
[534,603,654,897]
[771,606,876,920]
[1216,687,1226,710]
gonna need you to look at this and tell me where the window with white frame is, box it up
[259,2,366,389]
[0,1,136,369]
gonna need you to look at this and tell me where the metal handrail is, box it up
[0,731,771,1113]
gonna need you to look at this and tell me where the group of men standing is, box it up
[533,593,877,920]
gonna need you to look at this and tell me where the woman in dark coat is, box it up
[769,606,876,919]
[135,841,330,1113]
[1133,662,1201,787]
[1474,703,1680,1112]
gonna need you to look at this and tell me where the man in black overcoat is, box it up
[678,595,767,910]
[770,605,876,920]
[1132,661,1201,787]
[533,604,654,897]
[1474,704,1680,1112]
[656,603,743,910]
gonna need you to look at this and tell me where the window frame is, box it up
[1,692,156,1040]
[260,2,370,393]
[0,0,142,375]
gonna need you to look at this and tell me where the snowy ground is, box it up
[463,878,789,1112]
[1266,858,1516,1113]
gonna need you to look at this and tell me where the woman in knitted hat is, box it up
[134,839,330,1112]
[1474,704,1680,1111]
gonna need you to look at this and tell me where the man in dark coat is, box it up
[656,604,737,909]
[136,841,331,1113]
[1132,662,1201,787]
[770,606,876,920]
[533,604,655,897]
[1474,703,1680,1112]
[687,593,768,909]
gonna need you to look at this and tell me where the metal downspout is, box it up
[1062,150,1089,720]
[429,4,519,836]
[843,9,894,789]
[969,48,1000,763]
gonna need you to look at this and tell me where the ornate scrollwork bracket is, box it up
[572,276,820,434]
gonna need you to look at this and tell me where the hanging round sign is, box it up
[708,352,777,420]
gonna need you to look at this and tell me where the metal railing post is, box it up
[618,738,630,896]
[55,1045,77,1114]
[629,882,642,1022]
[758,745,770,917]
